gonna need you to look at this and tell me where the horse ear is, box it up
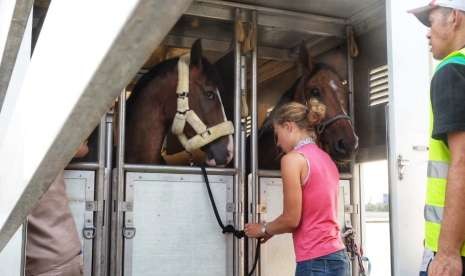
[190,39,203,71]
[299,41,313,74]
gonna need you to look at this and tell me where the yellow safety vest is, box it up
[425,48,465,256]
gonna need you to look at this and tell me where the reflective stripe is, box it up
[424,205,443,223]
[427,160,449,179]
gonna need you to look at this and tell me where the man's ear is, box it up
[452,9,464,28]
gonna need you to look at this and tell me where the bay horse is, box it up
[124,39,234,166]
[163,43,358,169]
[258,43,358,169]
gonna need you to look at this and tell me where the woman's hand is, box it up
[244,223,265,238]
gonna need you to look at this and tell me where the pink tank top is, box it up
[292,143,345,262]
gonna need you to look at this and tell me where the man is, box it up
[26,142,89,276]
[409,1,465,276]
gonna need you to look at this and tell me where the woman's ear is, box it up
[284,121,293,133]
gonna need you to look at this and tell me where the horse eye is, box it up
[205,91,216,100]
[310,88,321,98]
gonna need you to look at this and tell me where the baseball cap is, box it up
[408,0,465,26]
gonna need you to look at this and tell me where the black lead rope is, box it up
[200,165,261,276]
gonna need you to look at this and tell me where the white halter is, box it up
[170,53,234,152]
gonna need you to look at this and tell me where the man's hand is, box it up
[428,252,462,276]
[74,141,89,158]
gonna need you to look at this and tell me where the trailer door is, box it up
[386,1,431,275]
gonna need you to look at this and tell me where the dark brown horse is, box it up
[163,43,358,169]
[124,39,234,166]
[258,43,358,169]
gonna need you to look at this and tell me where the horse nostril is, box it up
[335,139,347,154]
[207,150,214,160]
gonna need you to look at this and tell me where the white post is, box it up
[386,0,431,275]
[0,0,33,112]
[0,0,194,252]
[0,6,32,276]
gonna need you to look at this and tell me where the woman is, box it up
[244,102,349,276]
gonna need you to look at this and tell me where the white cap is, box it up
[408,0,465,26]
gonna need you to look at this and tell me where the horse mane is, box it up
[127,56,222,105]
[257,62,341,138]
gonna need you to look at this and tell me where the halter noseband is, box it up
[316,114,352,136]
[171,53,234,152]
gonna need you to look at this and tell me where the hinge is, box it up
[257,203,267,214]
[119,201,133,212]
[226,202,235,213]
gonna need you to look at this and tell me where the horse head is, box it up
[293,42,358,161]
[172,39,234,166]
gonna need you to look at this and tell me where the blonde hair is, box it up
[271,101,326,132]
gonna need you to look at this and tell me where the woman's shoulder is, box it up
[281,151,307,168]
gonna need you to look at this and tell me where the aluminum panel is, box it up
[125,172,234,276]
[64,170,95,276]
[259,177,295,276]
[258,177,348,276]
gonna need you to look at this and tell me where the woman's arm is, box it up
[74,141,89,158]
[245,152,305,238]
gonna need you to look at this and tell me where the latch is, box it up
[122,226,136,239]
[119,201,133,212]
[85,201,101,211]
[83,226,96,239]
[397,155,410,180]
[226,202,235,213]
[344,204,358,214]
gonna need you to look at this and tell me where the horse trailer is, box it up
[0,1,432,276]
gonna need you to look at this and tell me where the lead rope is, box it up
[342,227,370,275]
[200,165,261,276]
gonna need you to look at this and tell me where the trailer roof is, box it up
[233,0,383,20]
[166,0,386,62]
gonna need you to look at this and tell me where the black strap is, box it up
[200,165,245,238]
[200,165,261,276]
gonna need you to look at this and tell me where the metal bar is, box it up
[164,35,294,61]
[66,162,99,170]
[239,126,247,276]
[258,13,344,38]
[0,0,195,251]
[123,176,134,276]
[187,1,346,38]
[0,0,33,111]
[346,25,361,276]
[170,33,341,64]
[233,8,244,276]
[21,222,26,276]
[257,170,280,178]
[114,92,126,276]
[93,116,106,276]
[251,10,259,224]
[194,0,346,24]
[83,168,95,276]
[257,170,352,180]
[250,10,260,276]
[123,164,237,175]
[102,113,113,276]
